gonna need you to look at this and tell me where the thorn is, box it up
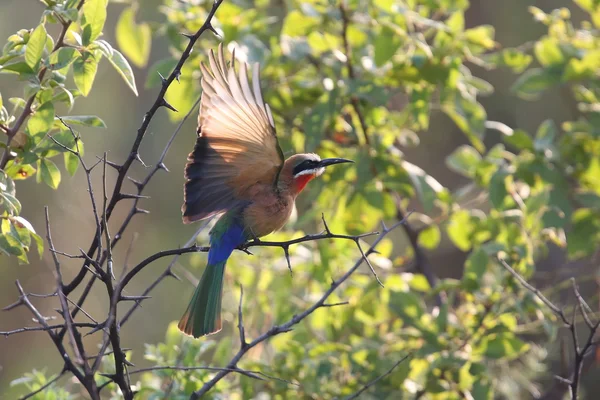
[127,176,144,191]
[321,213,331,235]
[380,220,388,232]
[119,295,152,302]
[238,247,253,255]
[206,23,219,36]
[160,98,178,113]
[180,32,195,40]
[283,246,293,277]
[134,207,150,215]
[134,153,148,168]
[157,162,169,172]
[102,158,122,171]
[85,323,106,336]
[119,193,150,200]
[157,71,167,85]
[167,269,181,281]
[123,357,135,367]
[175,70,181,83]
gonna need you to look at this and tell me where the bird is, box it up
[177,44,353,338]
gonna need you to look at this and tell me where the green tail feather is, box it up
[178,260,226,338]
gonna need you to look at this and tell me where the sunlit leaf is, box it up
[116,6,152,68]
[82,0,108,42]
[107,49,138,96]
[25,24,47,68]
[58,115,106,128]
[73,53,98,97]
[39,158,61,189]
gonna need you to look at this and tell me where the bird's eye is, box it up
[293,160,318,176]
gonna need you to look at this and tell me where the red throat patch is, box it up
[294,173,315,193]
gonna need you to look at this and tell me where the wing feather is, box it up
[182,44,283,223]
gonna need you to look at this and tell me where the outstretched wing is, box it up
[182,44,284,223]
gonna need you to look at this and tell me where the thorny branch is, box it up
[4,3,400,397]
[499,258,600,400]
[3,2,224,399]
[344,354,412,400]
[190,217,410,399]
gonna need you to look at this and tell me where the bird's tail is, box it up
[178,259,226,337]
[178,210,248,338]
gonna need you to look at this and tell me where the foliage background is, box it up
[0,0,599,398]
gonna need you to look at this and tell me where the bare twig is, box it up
[499,258,600,399]
[18,367,67,400]
[45,207,86,366]
[344,354,412,400]
[12,281,100,399]
[129,365,298,386]
[0,322,97,336]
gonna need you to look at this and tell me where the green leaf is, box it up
[47,47,79,70]
[25,24,48,68]
[503,129,533,150]
[418,225,441,250]
[476,333,529,360]
[374,25,402,67]
[446,145,481,178]
[534,119,557,154]
[464,25,495,51]
[442,97,486,152]
[82,0,108,42]
[534,37,564,67]
[4,162,36,180]
[282,10,319,37]
[0,61,35,75]
[27,101,54,137]
[447,210,475,251]
[489,168,509,209]
[463,248,488,289]
[40,158,61,189]
[389,291,426,326]
[0,191,21,215]
[64,151,79,176]
[73,53,98,97]
[401,160,444,213]
[116,6,152,68]
[567,209,600,259]
[12,216,43,258]
[58,115,106,128]
[511,68,560,100]
[107,49,138,96]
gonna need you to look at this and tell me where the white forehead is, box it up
[304,153,321,162]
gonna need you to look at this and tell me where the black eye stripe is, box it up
[293,160,319,175]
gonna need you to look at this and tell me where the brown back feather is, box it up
[182,44,284,223]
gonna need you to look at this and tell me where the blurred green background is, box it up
[1,0,598,398]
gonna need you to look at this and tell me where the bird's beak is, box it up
[317,158,354,168]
